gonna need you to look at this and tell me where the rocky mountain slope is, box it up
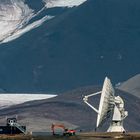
[0,0,140,92]
[118,74,140,98]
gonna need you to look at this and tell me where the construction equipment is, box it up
[51,124,76,136]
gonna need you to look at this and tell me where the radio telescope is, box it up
[83,77,128,132]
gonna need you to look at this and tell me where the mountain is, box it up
[0,0,140,92]
[0,86,140,132]
[118,74,140,98]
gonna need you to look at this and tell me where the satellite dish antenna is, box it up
[83,77,128,132]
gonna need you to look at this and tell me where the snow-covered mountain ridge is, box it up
[0,0,87,44]
[44,0,87,8]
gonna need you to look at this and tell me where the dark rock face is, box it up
[0,0,140,92]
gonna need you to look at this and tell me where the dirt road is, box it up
[0,132,140,140]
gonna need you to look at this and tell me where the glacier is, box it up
[0,94,57,109]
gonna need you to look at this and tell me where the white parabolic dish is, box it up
[96,77,115,127]
[83,77,128,132]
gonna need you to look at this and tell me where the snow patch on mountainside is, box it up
[2,15,53,43]
[0,0,52,44]
[0,94,57,109]
[0,0,87,44]
[44,0,87,8]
